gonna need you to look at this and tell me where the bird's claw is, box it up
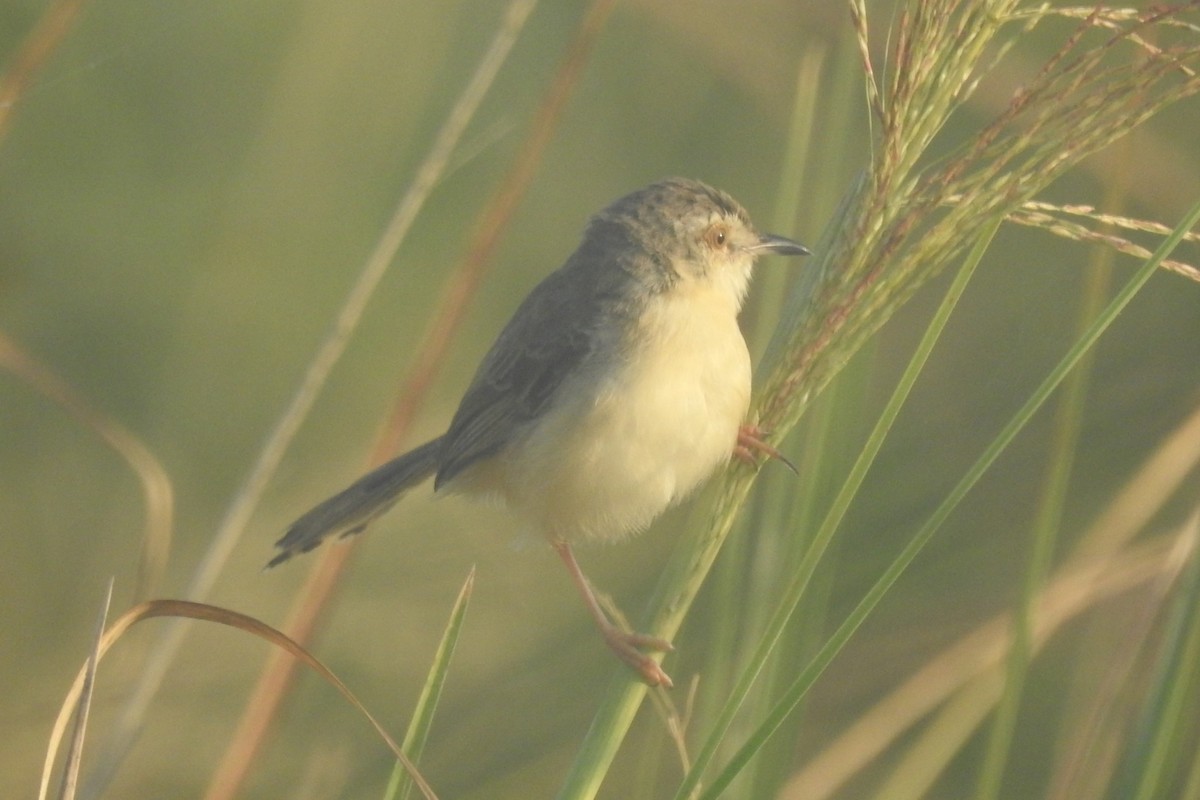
[735,425,797,474]
[602,626,674,688]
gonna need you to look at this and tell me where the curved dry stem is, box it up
[0,332,174,602]
[40,600,439,800]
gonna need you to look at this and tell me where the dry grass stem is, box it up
[42,601,439,800]
[778,397,1200,799]
[1003,200,1200,282]
[781,532,1194,800]
[0,333,174,602]
[98,1,539,793]
[0,0,90,144]
[56,580,113,800]
[205,2,619,795]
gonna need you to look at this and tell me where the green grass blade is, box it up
[54,579,113,800]
[973,219,1114,800]
[695,196,1200,800]
[385,568,476,800]
[555,34,833,800]
[679,213,1000,800]
[695,41,828,790]
[1124,510,1200,800]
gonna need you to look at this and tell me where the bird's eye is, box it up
[704,225,729,250]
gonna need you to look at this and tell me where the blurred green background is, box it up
[2,1,1198,798]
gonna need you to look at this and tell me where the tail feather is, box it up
[268,437,443,568]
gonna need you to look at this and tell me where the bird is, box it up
[269,178,809,687]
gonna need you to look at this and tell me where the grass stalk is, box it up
[973,173,1121,800]
[695,195,1200,800]
[55,579,113,800]
[92,2,540,794]
[789,531,1195,800]
[0,334,174,602]
[784,396,1200,800]
[697,39,827,789]
[561,3,1200,794]
[43,600,441,800]
[1125,509,1200,800]
[0,0,90,145]
[386,569,475,800]
[676,209,999,800]
[204,2,614,795]
[687,218,1000,800]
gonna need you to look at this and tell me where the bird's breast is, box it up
[504,280,751,542]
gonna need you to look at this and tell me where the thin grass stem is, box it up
[205,2,618,795]
[94,3,539,794]
[695,195,1200,800]
[387,569,475,800]
[685,214,1001,800]
[974,178,1121,800]
[1126,510,1200,800]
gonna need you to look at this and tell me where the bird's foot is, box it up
[735,424,797,474]
[554,539,675,688]
[601,625,674,688]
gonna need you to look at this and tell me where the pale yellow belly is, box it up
[500,287,751,542]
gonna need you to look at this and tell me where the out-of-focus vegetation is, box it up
[3,2,1199,798]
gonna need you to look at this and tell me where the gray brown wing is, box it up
[434,268,598,489]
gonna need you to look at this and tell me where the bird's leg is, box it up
[553,540,674,688]
[735,424,798,474]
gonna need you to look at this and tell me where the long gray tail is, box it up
[268,437,443,568]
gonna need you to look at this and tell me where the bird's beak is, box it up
[751,233,810,257]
